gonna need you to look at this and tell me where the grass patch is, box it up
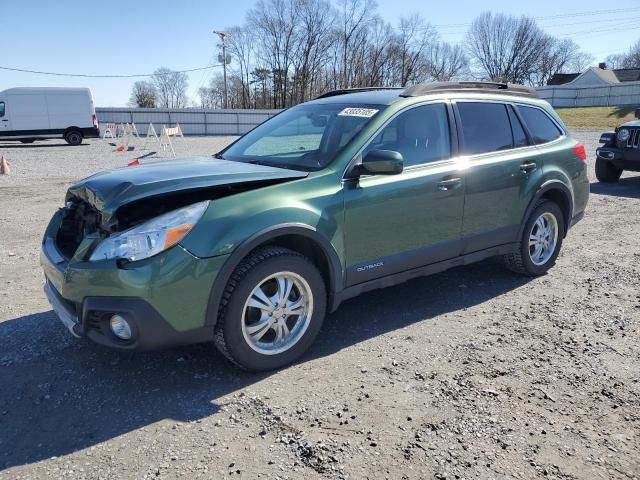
[555,106,639,130]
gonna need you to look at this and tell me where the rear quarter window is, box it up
[0,101,4,117]
[457,102,513,155]
[518,105,563,144]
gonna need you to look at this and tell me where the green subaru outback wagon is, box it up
[41,82,589,371]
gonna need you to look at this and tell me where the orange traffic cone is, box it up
[0,155,9,175]
[127,159,140,167]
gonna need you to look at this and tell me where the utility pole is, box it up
[214,30,230,109]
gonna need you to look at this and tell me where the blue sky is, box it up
[1,0,638,106]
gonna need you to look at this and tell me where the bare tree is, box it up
[361,17,395,86]
[227,26,255,108]
[251,68,272,108]
[290,0,336,102]
[248,0,300,108]
[128,81,157,108]
[336,0,377,87]
[532,38,583,86]
[568,51,594,73]
[427,42,468,81]
[604,53,626,70]
[622,40,640,68]
[466,12,548,84]
[390,15,437,86]
[151,68,189,108]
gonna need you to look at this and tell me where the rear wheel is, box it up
[214,247,327,371]
[595,158,622,182]
[504,200,565,276]
[64,130,83,146]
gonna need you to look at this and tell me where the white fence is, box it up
[537,81,640,108]
[95,108,281,136]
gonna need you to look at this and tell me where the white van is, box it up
[0,87,99,145]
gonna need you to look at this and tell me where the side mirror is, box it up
[635,108,640,119]
[361,149,404,175]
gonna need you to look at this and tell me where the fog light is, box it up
[110,314,132,340]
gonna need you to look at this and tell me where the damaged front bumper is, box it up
[40,210,229,350]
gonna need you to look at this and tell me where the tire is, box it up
[64,130,83,146]
[595,157,622,183]
[20,139,35,144]
[214,246,327,371]
[503,200,565,276]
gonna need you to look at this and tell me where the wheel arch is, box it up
[205,223,344,326]
[520,180,573,239]
[63,126,83,135]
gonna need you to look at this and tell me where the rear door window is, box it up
[457,102,513,155]
[518,105,563,144]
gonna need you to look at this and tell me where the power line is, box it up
[0,64,223,78]
[432,7,638,30]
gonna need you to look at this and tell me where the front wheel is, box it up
[504,200,565,276]
[214,247,327,371]
[595,157,622,182]
[64,130,83,146]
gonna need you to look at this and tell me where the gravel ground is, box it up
[0,132,638,480]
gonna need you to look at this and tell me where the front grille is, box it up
[625,129,640,149]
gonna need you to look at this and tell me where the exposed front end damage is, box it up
[40,156,309,349]
[57,178,298,260]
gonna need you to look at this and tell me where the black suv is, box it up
[596,109,640,182]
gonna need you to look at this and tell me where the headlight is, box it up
[617,128,630,142]
[89,201,209,262]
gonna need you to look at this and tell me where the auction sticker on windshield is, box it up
[338,108,379,118]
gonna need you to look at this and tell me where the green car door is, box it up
[454,101,543,253]
[342,102,466,286]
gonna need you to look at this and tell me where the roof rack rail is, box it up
[401,81,538,98]
[315,87,403,99]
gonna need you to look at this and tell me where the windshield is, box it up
[219,103,384,171]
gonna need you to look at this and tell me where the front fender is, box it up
[181,173,344,260]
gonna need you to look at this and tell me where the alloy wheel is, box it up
[241,271,313,355]
[528,212,558,266]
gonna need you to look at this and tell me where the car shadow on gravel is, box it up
[590,176,640,199]
[0,260,530,471]
[0,143,90,149]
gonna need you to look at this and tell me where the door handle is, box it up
[437,177,462,191]
[520,161,537,173]
[1,119,8,122]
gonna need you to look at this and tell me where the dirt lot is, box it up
[0,132,638,480]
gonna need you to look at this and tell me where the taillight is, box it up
[573,143,586,161]
[92,114,98,128]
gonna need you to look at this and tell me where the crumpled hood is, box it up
[66,157,308,223]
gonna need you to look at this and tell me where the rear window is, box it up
[518,105,563,144]
[457,102,513,155]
